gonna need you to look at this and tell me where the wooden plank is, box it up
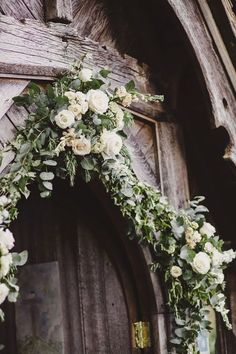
[15,262,65,354]
[0,79,29,120]
[156,122,190,209]
[167,0,236,166]
[45,0,73,23]
[197,0,236,92]
[0,0,44,21]
[0,15,165,119]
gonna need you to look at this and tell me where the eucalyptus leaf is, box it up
[39,172,55,181]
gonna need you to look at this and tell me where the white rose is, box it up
[0,254,12,278]
[55,110,75,129]
[0,283,9,305]
[68,104,82,120]
[192,252,211,274]
[0,196,9,207]
[72,136,91,156]
[0,228,14,250]
[87,90,109,114]
[75,91,87,103]
[204,242,214,253]
[200,222,216,237]
[64,91,77,101]
[100,130,123,156]
[79,68,93,82]
[170,266,182,278]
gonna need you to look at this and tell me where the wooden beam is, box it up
[45,0,73,23]
[167,0,236,166]
[0,78,29,120]
[0,15,165,119]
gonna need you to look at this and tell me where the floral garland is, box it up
[0,59,235,353]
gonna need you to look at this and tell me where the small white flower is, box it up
[192,231,202,243]
[0,254,12,278]
[200,222,216,238]
[116,86,127,98]
[222,249,236,264]
[87,89,109,114]
[0,283,9,305]
[0,196,9,207]
[192,252,211,274]
[211,268,224,284]
[100,130,123,156]
[204,242,214,253]
[0,228,14,250]
[170,266,182,278]
[68,104,82,120]
[72,136,91,156]
[122,93,132,107]
[64,91,77,101]
[55,110,75,129]
[79,68,93,82]
[212,249,224,267]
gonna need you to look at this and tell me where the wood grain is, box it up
[0,15,165,119]
[0,79,29,120]
[167,0,236,165]
[45,0,73,23]
[0,0,44,21]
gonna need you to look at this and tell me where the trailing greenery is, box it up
[0,59,235,353]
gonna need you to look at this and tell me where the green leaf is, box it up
[125,80,135,92]
[42,181,53,190]
[39,172,55,181]
[43,160,57,166]
[89,79,105,89]
[12,250,28,266]
[121,187,133,197]
[80,157,96,171]
[19,142,31,155]
[10,162,21,173]
[99,69,111,78]
[69,79,81,90]
[28,82,41,96]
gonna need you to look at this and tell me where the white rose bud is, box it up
[116,86,127,98]
[0,283,9,305]
[100,130,123,156]
[0,254,12,279]
[87,89,109,114]
[79,68,93,82]
[72,136,91,156]
[204,242,214,253]
[0,228,14,250]
[200,222,216,238]
[170,265,182,278]
[55,110,75,129]
[192,252,211,274]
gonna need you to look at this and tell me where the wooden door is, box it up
[0,178,160,354]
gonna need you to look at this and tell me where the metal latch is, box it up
[132,321,151,349]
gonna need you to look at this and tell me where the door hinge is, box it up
[132,321,151,349]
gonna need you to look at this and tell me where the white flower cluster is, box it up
[54,69,125,158]
[116,86,138,107]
